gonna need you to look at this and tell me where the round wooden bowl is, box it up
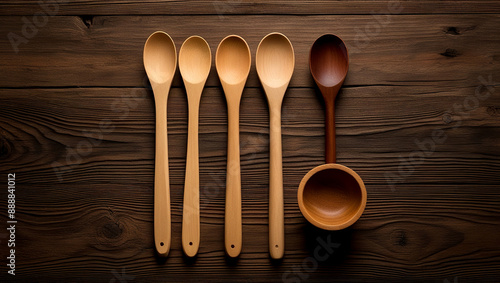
[297,163,367,230]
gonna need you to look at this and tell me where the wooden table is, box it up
[1,1,499,282]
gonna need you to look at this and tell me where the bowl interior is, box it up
[299,164,366,229]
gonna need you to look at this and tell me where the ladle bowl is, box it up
[298,164,366,230]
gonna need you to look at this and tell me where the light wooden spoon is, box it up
[256,32,295,259]
[179,35,211,257]
[143,31,177,257]
[215,35,251,258]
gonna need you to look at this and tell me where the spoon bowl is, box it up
[310,34,348,89]
[256,33,295,89]
[216,36,251,86]
[256,32,295,259]
[143,31,177,256]
[179,36,211,84]
[144,32,177,84]
[297,34,366,231]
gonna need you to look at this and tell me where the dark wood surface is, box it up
[1,1,499,282]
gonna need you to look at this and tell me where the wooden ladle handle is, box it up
[325,96,336,164]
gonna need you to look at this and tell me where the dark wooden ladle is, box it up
[297,34,367,231]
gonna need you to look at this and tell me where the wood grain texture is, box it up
[1,0,500,16]
[1,1,500,282]
[0,15,499,88]
[1,85,499,281]
[2,86,499,185]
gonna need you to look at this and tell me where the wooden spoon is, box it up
[309,34,349,163]
[215,35,251,258]
[179,35,211,257]
[256,32,295,259]
[143,31,177,256]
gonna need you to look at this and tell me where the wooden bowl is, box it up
[297,163,367,230]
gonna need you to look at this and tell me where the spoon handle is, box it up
[269,107,285,259]
[154,95,171,256]
[325,97,336,164]
[225,105,242,257]
[182,96,201,257]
